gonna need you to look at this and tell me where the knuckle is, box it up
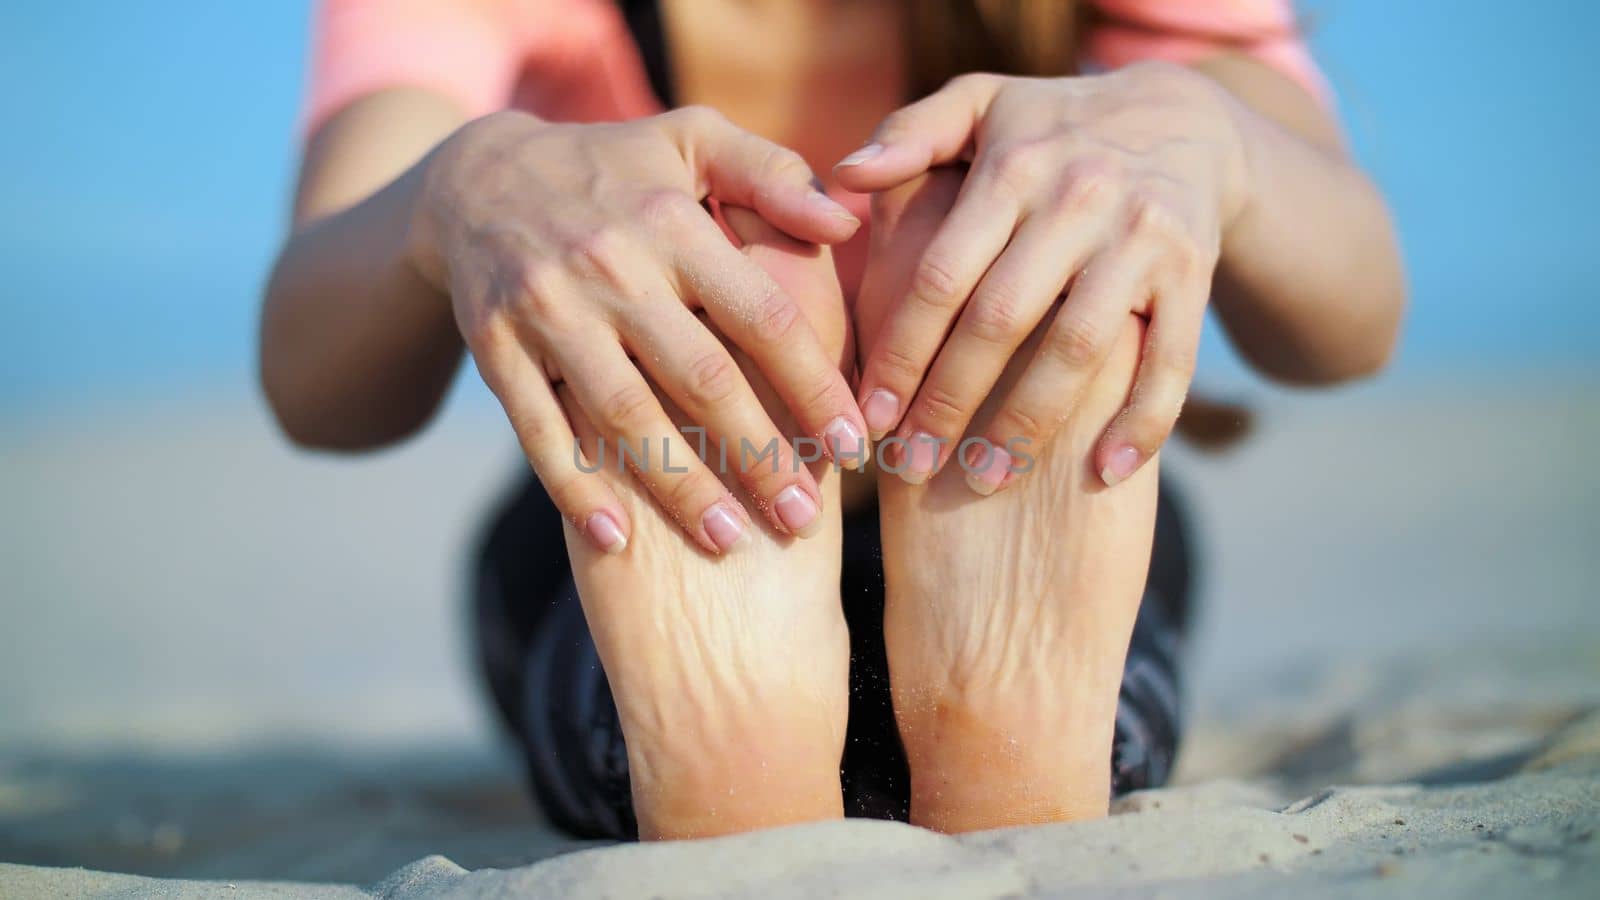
[512,258,560,303]
[964,285,1026,345]
[750,288,801,344]
[760,143,809,177]
[1053,163,1121,214]
[908,256,965,309]
[916,383,968,426]
[1126,195,1188,246]
[996,404,1048,442]
[636,188,697,230]
[796,371,839,417]
[673,104,727,132]
[565,224,633,275]
[991,141,1054,192]
[1045,314,1106,370]
[871,342,925,386]
[597,382,657,430]
[459,312,507,353]
[946,71,1000,96]
[661,470,717,516]
[511,263,572,330]
[681,348,741,408]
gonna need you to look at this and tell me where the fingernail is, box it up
[824,416,867,469]
[900,431,940,485]
[862,390,900,440]
[702,503,749,553]
[963,444,1013,497]
[808,189,859,222]
[837,142,885,168]
[1100,444,1142,487]
[774,485,820,536]
[584,511,628,554]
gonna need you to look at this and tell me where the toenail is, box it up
[774,485,820,535]
[861,390,900,440]
[702,503,749,553]
[1100,444,1142,487]
[584,511,628,553]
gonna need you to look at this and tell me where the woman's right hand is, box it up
[408,107,868,556]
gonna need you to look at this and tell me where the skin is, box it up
[264,100,869,557]
[837,59,1405,492]
[261,0,1404,838]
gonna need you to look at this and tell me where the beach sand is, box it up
[1,377,1596,897]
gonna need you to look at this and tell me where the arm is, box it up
[260,88,466,449]
[1196,54,1405,384]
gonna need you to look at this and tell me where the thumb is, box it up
[832,73,1001,193]
[662,106,861,246]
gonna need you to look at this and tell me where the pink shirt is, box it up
[305,0,1327,132]
[304,0,1328,292]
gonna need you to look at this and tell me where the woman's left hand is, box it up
[835,61,1249,491]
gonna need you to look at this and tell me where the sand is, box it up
[1,378,1597,897]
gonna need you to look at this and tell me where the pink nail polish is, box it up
[861,390,900,439]
[1100,445,1142,487]
[963,444,1013,496]
[584,511,627,554]
[702,503,748,553]
[824,416,867,469]
[837,142,885,167]
[774,485,820,535]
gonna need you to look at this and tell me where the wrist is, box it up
[400,140,453,295]
[1210,78,1259,243]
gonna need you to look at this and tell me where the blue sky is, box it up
[1,1,1596,415]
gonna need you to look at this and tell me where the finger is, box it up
[855,175,1020,447]
[1095,268,1208,488]
[551,329,755,556]
[832,73,1001,193]
[472,342,632,555]
[896,210,1106,484]
[661,105,860,245]
[670,214,867,472]
[976,245,1158,493]
[621,299,826,538]
[720,204,868,470]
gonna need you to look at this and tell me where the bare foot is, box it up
[879,316,1155,831]
[558,209,853,839]
[857,171,1158,832]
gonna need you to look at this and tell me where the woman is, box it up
[261,0,1403,840]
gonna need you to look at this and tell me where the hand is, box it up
[412,107,869,555]
[836,62,1249,491]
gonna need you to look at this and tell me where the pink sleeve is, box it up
[1085,0,1331,106]
[302,0,533,135]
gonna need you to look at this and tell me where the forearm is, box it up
[261,162,459,449]
[1203,59,1407,384]
[260,90,468,449]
